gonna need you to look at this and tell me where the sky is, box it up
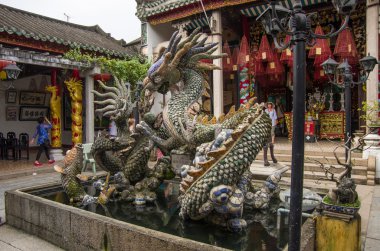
[0,0,141,43]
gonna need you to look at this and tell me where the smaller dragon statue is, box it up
[54,144,115,206]
[45,85,62,148]
[65,78,83,144]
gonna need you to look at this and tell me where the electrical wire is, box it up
[198,0,211,29]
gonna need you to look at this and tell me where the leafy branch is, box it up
[64,48,150,90]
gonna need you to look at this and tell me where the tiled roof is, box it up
[136,0,199,19]
[0,4,133,57]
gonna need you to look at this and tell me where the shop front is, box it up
[138,0,378,140]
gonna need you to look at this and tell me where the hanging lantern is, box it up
[309,25,332,58]
[0,60,14,70]
[222,41,233,72]
[251,51,266,77]
[232,47,240,71]
[280,35,293,66]
[266,44,284,86]
[237,35,250,66]
[257,35,273,62]
[3,63,22,80]
[334,27,359,65]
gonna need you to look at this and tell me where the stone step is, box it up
[266,148,362,158]
[251,160,368,176]
[256,153,368,166]
[250,162,368,185]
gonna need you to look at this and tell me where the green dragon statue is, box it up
[135,28,288,232]
[91,78,174,205]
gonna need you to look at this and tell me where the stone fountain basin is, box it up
[5,183,227,251]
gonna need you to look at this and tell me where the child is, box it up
[30,116,55,166]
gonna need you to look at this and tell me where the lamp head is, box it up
[337,59,351,75]
[257,4,290,37]
[3,63,22,80]
[321,57,339,75]
[359,54,378,73]
[332,0,357,15]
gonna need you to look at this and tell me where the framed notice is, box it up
[6,106,17,121]
[6,90,17,103]
[19,106,49,121]
[19,91,46,105]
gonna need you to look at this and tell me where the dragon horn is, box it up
[92,90,118,100]
[97,80,121,96]
[164,30,179,54]
[94,99,116,105]
[177,27,201,50]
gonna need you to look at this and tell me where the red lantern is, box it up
[266,44,284,86]
[257,35,274,62]
[94,73,111,82]
[280,35,293,66]
[232,47,240,71]
[334,27,359,65]
[222,41,233,72]
[0,60,14,70]
[309,25,332,58]
[237,35,250,66]
[251,51,266,77]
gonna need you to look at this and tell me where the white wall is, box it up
[147,22,176,59]
[0,75,51,146]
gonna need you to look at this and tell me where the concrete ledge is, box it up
[5,185,227,251]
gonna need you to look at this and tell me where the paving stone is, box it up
[373,186,380,198]
[364,237,380,251]
[0,240,20,251]
[10,234,63,251]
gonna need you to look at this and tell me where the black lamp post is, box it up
[257,1,357,250]
[321,54,378,163]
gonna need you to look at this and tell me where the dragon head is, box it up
[144,28,225,94]
[92,77,133,123]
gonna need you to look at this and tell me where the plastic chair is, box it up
[82,143,97,176]
[6,132,18,160]
[18,133,30,160]
[0,133,5,160]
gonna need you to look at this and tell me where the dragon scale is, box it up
[180,106,271,220]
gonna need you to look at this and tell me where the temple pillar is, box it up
[83,66,100,143]
[366,0,379,128]
[363,0,380,181]
[211,9,223,117]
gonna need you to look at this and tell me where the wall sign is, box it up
[6,106,17,121]
[19,91,46,105]
[6,89,17,103]
[19,106,49,121]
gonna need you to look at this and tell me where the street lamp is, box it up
[257,1,357,250]
[322,54,378,163]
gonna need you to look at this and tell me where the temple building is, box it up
[0,3,136,149]
[136,0,379,140]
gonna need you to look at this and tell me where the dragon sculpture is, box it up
[135,28,288,231]
[65,78,83,144]
[91,78,174,204]
[45,85,62,148]
[54,144,115,205]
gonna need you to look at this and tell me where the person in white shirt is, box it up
[263,102,278,166]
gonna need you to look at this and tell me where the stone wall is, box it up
[5,187,227,251]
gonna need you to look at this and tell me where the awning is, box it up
[184,16,210,30]
[240,0,329,17]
